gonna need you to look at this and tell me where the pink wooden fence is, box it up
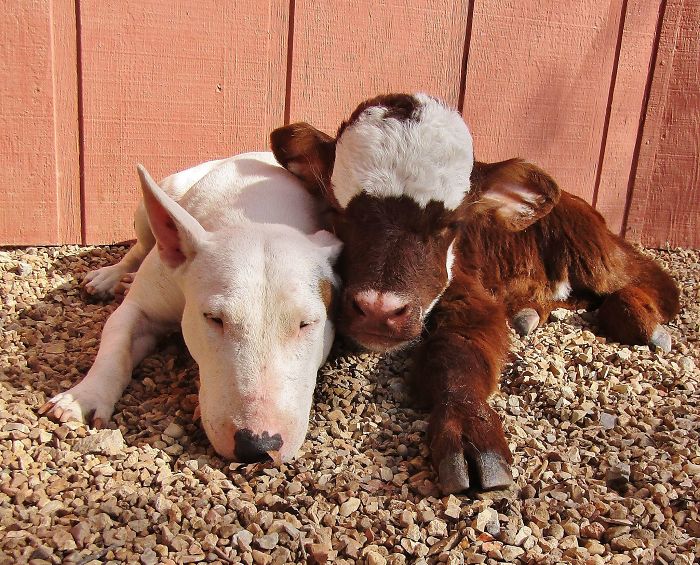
[1,0,698,247]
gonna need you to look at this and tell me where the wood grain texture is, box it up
[462,0,624,204]
[2,0,697,247]
[0,0,80,245]
[288,0,470,135]
[80,1,289,243]
[593,0,663,235]
[52,0,82,243]
[627,0,699,248]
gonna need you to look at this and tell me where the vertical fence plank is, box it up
[288,0,471,135]
[79,1,289,244]
[52,0,82,243]
[627,0,699,248]
[0,0,80,245]
[594,0,663,235]
[462,0,624,203]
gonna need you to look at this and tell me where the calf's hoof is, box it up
[438,449,513,495]
[439,451,472,493]
[478,451,514,490]
[512,308,540,336]
[649,325,672,353]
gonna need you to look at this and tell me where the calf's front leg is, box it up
[412,281,513,494]
[39,301,161,427]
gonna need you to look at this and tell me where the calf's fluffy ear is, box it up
[270,122,339,208]
[137,164,208,268]
[469,159,561,231]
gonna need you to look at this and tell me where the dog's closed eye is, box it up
[299,319,320,331]
[204,313,224,328]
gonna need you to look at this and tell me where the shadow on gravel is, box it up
[6,244,219,462]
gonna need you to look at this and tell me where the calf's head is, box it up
[271,93,559,352]
[138,166,342,462]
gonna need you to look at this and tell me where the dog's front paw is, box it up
[114,273,135,296]
[83,265,129,299]
[38,388,115,428]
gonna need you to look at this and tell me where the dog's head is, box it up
[138,166,341,462]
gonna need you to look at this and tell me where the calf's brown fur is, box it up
[271,93,680,494]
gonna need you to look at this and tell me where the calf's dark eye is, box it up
[438,221,461,239]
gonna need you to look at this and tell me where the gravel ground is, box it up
[0,244,698,565]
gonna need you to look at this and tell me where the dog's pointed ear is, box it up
[270,122,339,208]
[467,159,561,231]
[137,164,208,268]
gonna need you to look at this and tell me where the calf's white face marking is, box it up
[446,240,456,283]
[552,279,572,301]
[423,239,457,318]
[332,93,474,210]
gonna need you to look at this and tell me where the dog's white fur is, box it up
[42,152,342,462]
[331,93,474,210]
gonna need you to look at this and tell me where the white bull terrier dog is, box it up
[40,152,342,463]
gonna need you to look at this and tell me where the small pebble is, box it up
[163,422,185,439]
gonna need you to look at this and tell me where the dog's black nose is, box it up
[234,429,283,463]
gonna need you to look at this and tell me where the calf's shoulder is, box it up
[453,188,634,300]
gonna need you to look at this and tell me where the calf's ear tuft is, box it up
[469,159,561,231]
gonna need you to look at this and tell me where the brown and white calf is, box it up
[270,93,680,494]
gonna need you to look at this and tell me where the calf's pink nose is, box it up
[351,290,411,326]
